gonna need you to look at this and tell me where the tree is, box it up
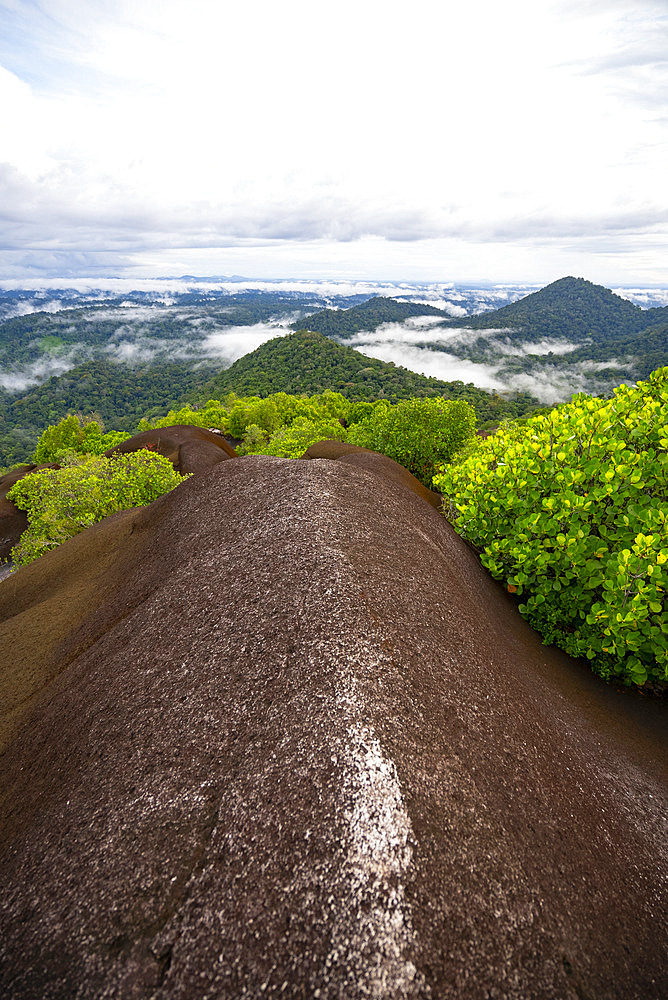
[8,451,189,566]
[348,397,476,486]
[433,368,668,687]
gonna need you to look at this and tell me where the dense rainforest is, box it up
[289,296,450,338]
[296,277,668,383]
[200,331,539,421]
[2,276,666,470]
[0,331,539,467]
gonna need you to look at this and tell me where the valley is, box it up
[0,276,666,468]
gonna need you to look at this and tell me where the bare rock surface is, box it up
[105,424,238,474]
[301,440,443,509]
[0,455,666,999]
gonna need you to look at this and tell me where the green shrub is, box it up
[8,451,188,566]
[433,368,668,687]
[136,398,232,433]
[34,415,132,462]
[237,422,268,454]
[248,416,348,459]
[348,396,476,486]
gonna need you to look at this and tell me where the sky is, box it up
[1,0,667,285]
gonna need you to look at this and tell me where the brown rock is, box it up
[0,456,666,999]
[0,463,60,561]
[105,424,237,474]
[302,439,443,508]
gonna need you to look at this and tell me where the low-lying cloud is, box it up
[503,360,636,404]
[348,322,472,351]
[348,318,636,403]
[0,348,90,393]
[201,322,290,364]
[0,284,654,406]
[355,342,506,392]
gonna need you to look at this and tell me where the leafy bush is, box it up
[8,451,188,566]
[433,369,668,687]
[34,414,132,462]
[348,396,476,486]
[137,398,231,434]
[247,416,348,459]
[227,398,281,438]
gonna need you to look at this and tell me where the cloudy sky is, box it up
[1,0,667,284]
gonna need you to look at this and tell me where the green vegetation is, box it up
[293,296,448,339]
[460,277,668,381]
[295,278,668,388]
[0,359,218,468]
[0,290,319,369]
[6,351,668,696]
[434,369,668,688]
[202,331,538,424]
[348,397,476,486]
[468,276,650,338]
[8,451,188,567]
[0,333,537,468]
[6,389,476,565]
[34,414,131,463]
[248,415,347,459]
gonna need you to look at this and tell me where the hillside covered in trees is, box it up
[296,277,668,390]
[0,360,219,468]
[1,276,666,467]
[201,330,538,424]
[0,332,539,468]
[5,364,667,695]
[289,296,450,338]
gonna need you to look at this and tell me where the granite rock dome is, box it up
[0,452,666,998]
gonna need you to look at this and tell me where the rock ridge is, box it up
[0,454,666,998]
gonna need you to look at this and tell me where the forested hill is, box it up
[295,276,668,346]
[201,330,538,423]
[291,278,668,387]
[468,276,668,340]
[0,360,217,467]
[291,296,450,339]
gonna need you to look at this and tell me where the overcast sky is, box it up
[1,0,667,284]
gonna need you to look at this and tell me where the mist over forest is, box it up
[1,278,666,405]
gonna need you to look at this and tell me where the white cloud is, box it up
[348,323,470,350]
[355,341,505,391]
[0,346,89,391]
[504,360,636,404]
[0,1,666,282]
[201,323,290,365]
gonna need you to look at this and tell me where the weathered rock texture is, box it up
[302,440,443,509]
[0,463,60,561]
[0,455,666,999]
[105,424,238,474]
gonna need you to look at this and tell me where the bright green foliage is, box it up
[346,400,376,426]
[227,397,281,438]
[137,398,231,433]
[348,397,477,486]
[220,391,350,457]
[8,451,188,566]
[433,369,668,687]
[34,415,132,462]
[238,423,267,454]
[202,330,539,423]
[251,415,347,459]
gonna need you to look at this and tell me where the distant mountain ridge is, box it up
[297,277,668,343]
[294,277,667,390]
[290,296,450,339]
[467,276,668,341]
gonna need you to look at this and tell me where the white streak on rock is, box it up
[326,722,425,999]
